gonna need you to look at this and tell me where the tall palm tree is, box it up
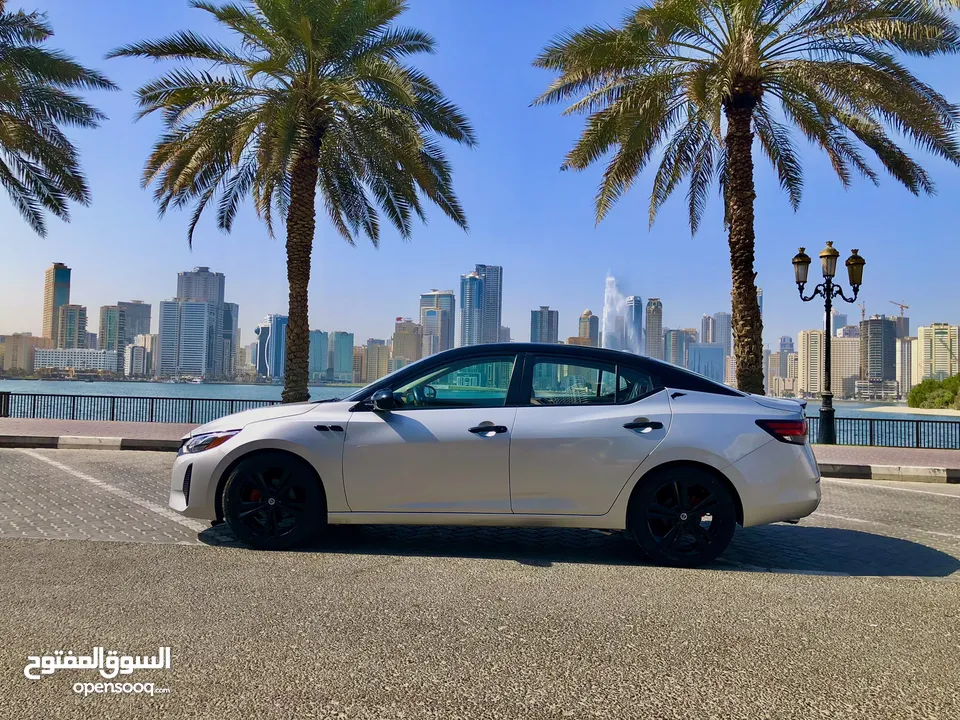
[109,0,475,402]
[0,1,116,236]
[534,0,960,394]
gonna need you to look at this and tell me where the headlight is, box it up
[179,430,240,455]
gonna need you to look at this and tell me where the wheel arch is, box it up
[624,460,745,531]
[213,447,327,522]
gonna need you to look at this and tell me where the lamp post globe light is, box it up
[792,242,865,445]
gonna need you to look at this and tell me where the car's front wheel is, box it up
[630,467,737,568]
[222,452,325,550]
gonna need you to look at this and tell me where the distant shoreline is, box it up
[863,405,960,417]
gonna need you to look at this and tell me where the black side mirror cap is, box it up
[371,389,395,411]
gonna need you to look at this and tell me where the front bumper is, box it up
[169,447,225,521]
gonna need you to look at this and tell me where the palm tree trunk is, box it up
[724,99,764,395]
[281,140,321,404]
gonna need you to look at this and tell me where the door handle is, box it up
[468,425,508,435]
[623,420,664,431]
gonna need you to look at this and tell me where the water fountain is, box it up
[601,274,643,354]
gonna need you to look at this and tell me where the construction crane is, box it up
[889,300,909,317]
[858,302,866,321]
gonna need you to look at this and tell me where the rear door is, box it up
[509,354,672,515]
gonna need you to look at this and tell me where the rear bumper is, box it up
[729,440,821,527]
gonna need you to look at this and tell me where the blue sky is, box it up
[2,0,959,348]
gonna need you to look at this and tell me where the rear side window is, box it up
[617,365,660,403]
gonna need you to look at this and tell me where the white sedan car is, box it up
[170,343,820,567]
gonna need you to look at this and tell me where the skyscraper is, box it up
[157,300,211,378]
[220,302,239,378]
[177,266,226,375]
[264,314,288,380]
[797,330,824,396]
[309,330,329,380]
[664,329,687,368]
[831,310,847,337]
[43,263,71,342]
[578,310,600,347]
[756,288,763,316]
[98,306,126,352]
[701,314,715,344]
[713,311,732,357]
[56,305,87,349]
[118,301,152,338]
[896,337,917,396]
[625,296,643,354]
[687,343,725,382]
[644,299,663,360]
[419,290,455,352]
[894,315,911,339]
[364,340,390,382]
[254,320,271,378]
[857,316,897,399]
[392,318,422,363]
[917,323,959,381]
[475,264,503,345]
[779,336,794,378]
[459,270,484,347]
[329,331,355,382]
[530,306,559,344]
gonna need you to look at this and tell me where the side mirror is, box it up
[370,389,395,412]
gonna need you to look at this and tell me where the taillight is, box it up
[756,419,808,445]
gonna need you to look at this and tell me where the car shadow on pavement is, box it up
[198,522,960,578]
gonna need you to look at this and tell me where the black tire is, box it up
[222,452,326,550]
[630,466,737,568]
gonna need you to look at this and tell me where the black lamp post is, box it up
[792,242,866,445]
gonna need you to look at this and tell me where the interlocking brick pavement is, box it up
[1,449,958,579]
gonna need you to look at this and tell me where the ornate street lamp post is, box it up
[792,242,866,444]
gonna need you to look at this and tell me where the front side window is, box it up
[392,355,516,409]
[529,359,618,406]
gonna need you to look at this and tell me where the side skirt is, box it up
[326,511,626,530]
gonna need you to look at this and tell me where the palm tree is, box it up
[109,0,475,402]
[0,1,116,236]
[534,0,960,394]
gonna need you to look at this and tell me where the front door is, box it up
[342,353,519,513]
[509,355,672,515]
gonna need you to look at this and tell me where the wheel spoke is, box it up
[660,522,682,550]
[264,506,277,536]
[690,494,717,515]
[647,502,678,520]
[250,471,269,494]
[239,504,267,519]
[275,470,296,494]
[279,502,306,517]
[690,523,712,553]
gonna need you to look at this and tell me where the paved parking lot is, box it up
[1,448,959,719]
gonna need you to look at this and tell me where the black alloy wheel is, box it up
[630,467,737,568]
[222,452,325,550]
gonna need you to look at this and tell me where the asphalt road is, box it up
[1,448,959,719]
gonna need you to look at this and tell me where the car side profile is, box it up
[169,343,820,567]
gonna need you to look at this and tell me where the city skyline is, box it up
[2,1,959,354]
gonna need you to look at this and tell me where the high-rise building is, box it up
[254,320,271,378]
[264,314,288,380]
[392,318,422,363]
[832,336,861,399]
[498,326,511,343]
[177,266,226,375]
[897,337,918,396]
[917,323,959,381]
[701,315,715,344]
[578,310,600,347]
[329,331,355,382]
[57,305,87,349]
[768,352,782,380]
[118,301,151,338]
[459,270,484,347]
[831,309,847,336]
[644,299,663,360]
[687,343,724,383]
[530,306,559,344]
[419,290,455,352]
[625,296,644,354]
[713,311,732,357]
[124,345,147,377]
[763,346,771,394]
[837,325,860,338]
[860,316,897,383]
[42,263,71,342]
[157,300,211,378]
[798,330,824,396]
[724,355,737,386]
[475,264,503,345]
[352,347,365,384]
[221,302,240,378]
[603,314,627,351]
[0,334,53,373]
[364,341,390,383]
[85,332,97,349]
[133,333,157,377]
[778,335,794,377]
[309,330,329,380]
[98,306,126,352]
[787,352,798,380]
[756,288,763,317]
[664,329,687,368]
[894,315,910,340]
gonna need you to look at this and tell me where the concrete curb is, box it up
[819,463,960,484]
[0,436,180,452]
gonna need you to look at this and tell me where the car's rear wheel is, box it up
[222,452,325,550]
[630,467,737,568]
